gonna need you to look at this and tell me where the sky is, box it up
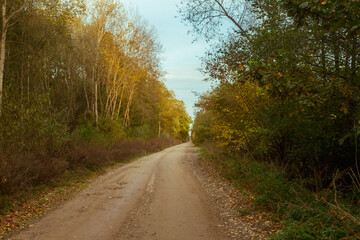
[123,0,212,119]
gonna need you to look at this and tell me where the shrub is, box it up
[0,151,68,195]
[0,134,181,214]
[67,143,110,170]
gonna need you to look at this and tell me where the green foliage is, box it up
[186,0,360,186]
[0,94,68,153]
[177,115,192,141]
[283,0,360,34]
[191,110,212,144]
[129,125,156,139]
[184,0,360,237]
[99,118,126,141]
[0,195,13,215]
[74,122,107,144]
[160,96,191,141]
[199,144,360,240]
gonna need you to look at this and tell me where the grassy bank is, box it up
[0,137,181,236]
[199,143,360,240]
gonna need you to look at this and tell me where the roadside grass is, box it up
[0,137,181,238]
[198,143,360,240]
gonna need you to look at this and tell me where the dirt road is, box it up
[9,143,229,240]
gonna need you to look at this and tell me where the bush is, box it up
[67,143,110,170]
[73,122,108,144]
[0,136,181,204]
[0,151,68,195]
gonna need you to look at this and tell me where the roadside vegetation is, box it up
[0,0,190,223]
[180,0,360,239]
[199,143,360,239]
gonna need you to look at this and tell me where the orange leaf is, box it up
[239,63,244,71]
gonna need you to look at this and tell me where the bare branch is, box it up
[5,0,27,23]
[213,0,249,39]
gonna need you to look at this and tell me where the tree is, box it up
[183,0,360,184]
[0,0,27,116]
[179,0,251,41]
[0,0,187,154]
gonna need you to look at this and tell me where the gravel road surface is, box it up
[9,143,230,240]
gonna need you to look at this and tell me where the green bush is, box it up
[74,122,107,144]
[0,94,68,154]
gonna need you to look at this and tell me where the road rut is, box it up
[10,143,228,240]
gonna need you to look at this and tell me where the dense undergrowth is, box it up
[0,136,181,215]
[199,143,360,240]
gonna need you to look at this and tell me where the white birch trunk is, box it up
[0,0,7,117]
[0,0,26,117]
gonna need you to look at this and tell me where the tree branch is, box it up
[213,0,249,39]
[6,0,27,23]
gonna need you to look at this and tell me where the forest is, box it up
[1,0,360,238]
[0,0,190,199]
[182,0,360,239]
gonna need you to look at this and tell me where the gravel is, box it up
[184,149,276,240]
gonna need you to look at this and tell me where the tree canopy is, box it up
[185,0,360,186]
[0,0,191,155]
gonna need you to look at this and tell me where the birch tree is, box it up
[0,0,27,116]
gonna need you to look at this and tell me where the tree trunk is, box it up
[27,55,30,102]
[20,54,24,103]
[123,84,135,127]
[94,78,98,127]
[351,35,357,78]
[115,83,125,119]
[84,80,90,112]
[93,29,105,127]
[158,119,161,137]
[0,0,7,117]
[0,0,26,116]
[332,32,340,73]
[321,34,327,78]
[345,49,349,78]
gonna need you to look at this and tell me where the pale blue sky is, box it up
[123,0,212,119]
